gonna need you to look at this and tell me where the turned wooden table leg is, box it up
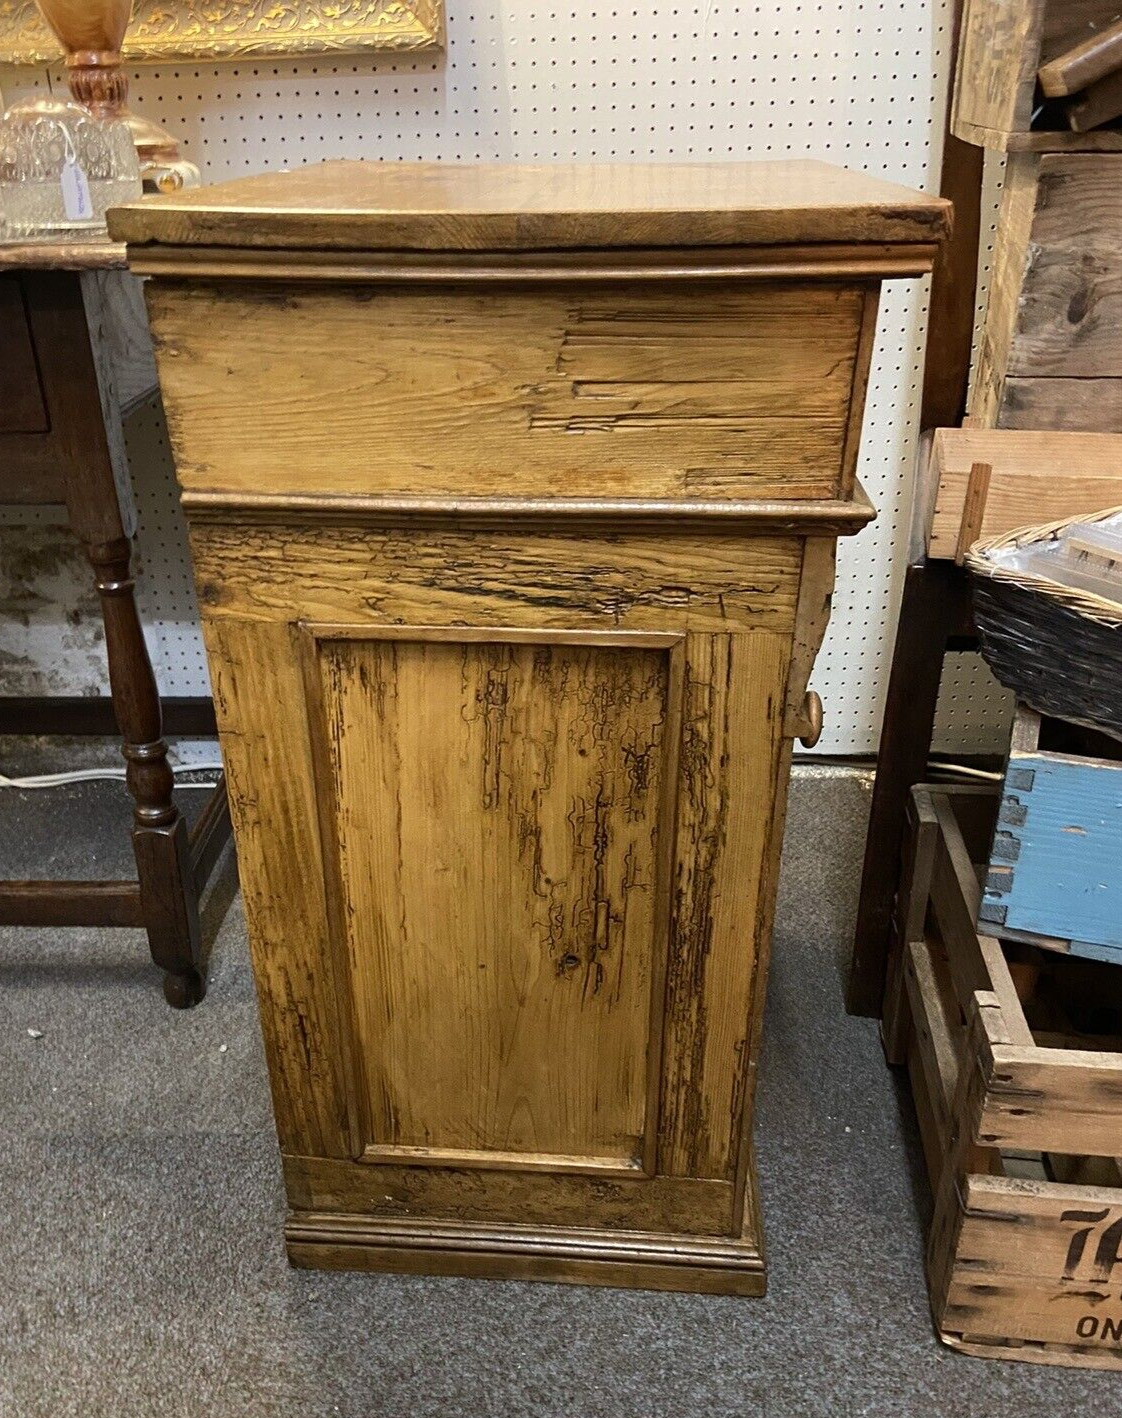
[89,535,205,1007]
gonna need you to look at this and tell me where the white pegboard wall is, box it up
[2,2,1011,755]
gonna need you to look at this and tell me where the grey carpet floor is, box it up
[0,762,1117,1417]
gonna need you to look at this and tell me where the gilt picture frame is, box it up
[0,0,443,64]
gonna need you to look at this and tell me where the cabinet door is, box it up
[198,523,799,1236]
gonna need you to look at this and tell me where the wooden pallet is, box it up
[884,784,1122,1368]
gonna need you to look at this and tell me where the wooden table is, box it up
[0,239,231,1006]
[112,160,948,1289]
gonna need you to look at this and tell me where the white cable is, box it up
[0,764,224,789]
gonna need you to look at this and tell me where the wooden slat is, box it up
[1068,67,1122,131]
[0,881,144,928]
[0,695,218,737]
[970,152,1042,425]
[882,788,940,1064]
[203,616,355,1160]
[928,427,1122,559]
[658,631,790,1179]
[953,460,992,564]
[953,0,1046,138]
[973,1034,1122,1159]
[904,937,961,1148]
[188,774,232,893]
[1038,17,1122,97]
[929,794,995,1011]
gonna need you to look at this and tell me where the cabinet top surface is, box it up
[108,159,950,254]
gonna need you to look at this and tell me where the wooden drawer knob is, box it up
[799,691,823,749]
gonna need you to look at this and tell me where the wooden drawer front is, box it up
[151,280,872,503]
[0,276,49,435]
[196,522,800,1235]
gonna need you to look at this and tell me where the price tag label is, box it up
[60,156,93,222]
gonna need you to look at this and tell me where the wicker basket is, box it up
[966,507,1122,739]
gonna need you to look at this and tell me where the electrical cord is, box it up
[0,763,224,789]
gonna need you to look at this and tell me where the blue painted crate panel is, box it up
[980,749,1122,960]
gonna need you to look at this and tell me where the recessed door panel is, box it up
[310,627,682,1174]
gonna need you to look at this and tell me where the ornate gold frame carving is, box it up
[0,0,443,64]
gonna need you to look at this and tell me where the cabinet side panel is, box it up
[201,612,353,1158]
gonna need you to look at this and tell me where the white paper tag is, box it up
[60,156,93,222]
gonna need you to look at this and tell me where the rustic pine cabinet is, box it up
[111,162,947,1293]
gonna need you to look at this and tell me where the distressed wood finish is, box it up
[886,783,1122,1367]
[954,0,1122,149]
[149,281,875,503]
[1038,17,1122,96]
[122,159,943,1291]
[927,428,1122,559]
[109,158,950,253]
[314,628,679,1174]
[972,152,1122,431]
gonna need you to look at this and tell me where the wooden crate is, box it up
[884,784,1122,1368]
[953,0,1122,151]
[924,427,1122,561]
[971,150,1122,432]
[981,708,1122,963]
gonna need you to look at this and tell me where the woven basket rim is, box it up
[965,503,1122,630]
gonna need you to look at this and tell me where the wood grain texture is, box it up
[136,156,917,1286]
[999,376,1122,431]
[1038,16,1122,96]
[1007,156,1122,378]
[149,281,869,502]
[972,153,1122,426]
[202,616,354,1158]
[943,1174,1122,1351]
[953,0,1122,146]
[954,0,1044,138]
[282,1153,736,1235]
[1066,66,1122,133]
[659,631,790,1179]
[188,522,805,635]
[108,158,951,253]
[970,152,1042,425]
[928,427,1122,558]
[311,628,678,1172]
